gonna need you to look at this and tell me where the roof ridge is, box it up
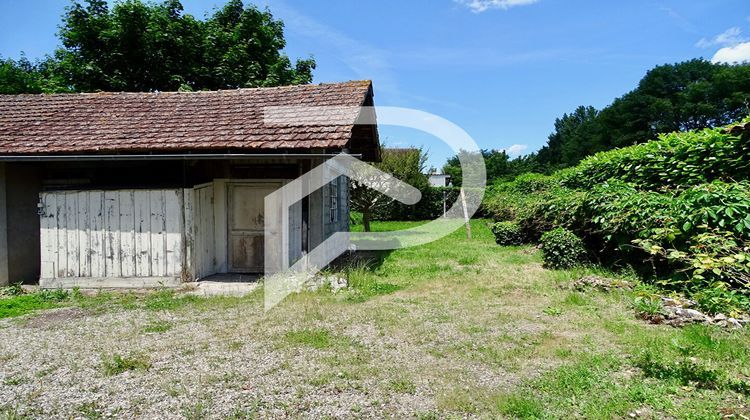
[0,80,372,98]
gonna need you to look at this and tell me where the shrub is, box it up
[518,187,584,240]
[561,125,750,191]
[508,172,559,194]
[373,187,460,221]
[483,121,750,311]
[491,221,524,246]
[540,228,587,269]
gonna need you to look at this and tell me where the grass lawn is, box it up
[1,220,749,418]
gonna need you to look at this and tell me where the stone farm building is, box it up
[0,81,379,287]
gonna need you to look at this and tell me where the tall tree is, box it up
[350,148,428,232]
[1,0,315,93]
[537,105,600,168]
[536,60,750,169]
[443,149,522,186]
[0,56,68,94]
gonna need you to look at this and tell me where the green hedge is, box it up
[561,125,750,191]
[540,228,587,269]
[491,221,524,246]
[485,121,750,314]
[372,187,460,221]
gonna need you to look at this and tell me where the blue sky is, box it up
[1,0,749,168]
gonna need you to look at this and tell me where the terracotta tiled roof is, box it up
[0,80,377,155]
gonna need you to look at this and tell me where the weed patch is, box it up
[634,349,749,395]
[282,328,351,350]
[143,320,173,333]
[0,289,71,319]
[101,353,151,376]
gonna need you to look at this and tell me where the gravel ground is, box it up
[0,253,626,418]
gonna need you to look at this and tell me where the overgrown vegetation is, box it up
[485,120,750,315]
[491,221,524,246]
[540,228,587,269]
[0,286,74,318]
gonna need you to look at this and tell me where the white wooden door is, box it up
[39,189,184,279]
[227,183,281,273]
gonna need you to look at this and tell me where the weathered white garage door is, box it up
[39,189,185,279]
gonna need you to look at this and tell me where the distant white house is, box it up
[428,173,451,187]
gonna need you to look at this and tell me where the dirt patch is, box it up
[20,307,89,328]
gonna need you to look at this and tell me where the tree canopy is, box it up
[0,0,315,93]
[537,59,750,169]
[442,149,542,187]
[350,147,428,231]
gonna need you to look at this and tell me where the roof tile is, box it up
[0,80,373,155]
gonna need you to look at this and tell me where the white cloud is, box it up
[711,42,750,64]
[696,26,746,48]
[504,144,528,156]
[456,0,539,13]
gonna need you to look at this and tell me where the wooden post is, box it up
[459,188,471,240]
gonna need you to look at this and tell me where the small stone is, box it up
[327,276,348,292]
[676,308,709,322]
[661,297,681,307]
[713,313,727,321]
[663,306,680,319]
[728,318,743,329]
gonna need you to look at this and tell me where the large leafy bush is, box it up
[491,221,524,246]
[561,126,750,191]
[486,121,750,313]
[540,228,587,269]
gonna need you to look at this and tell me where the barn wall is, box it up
[307,162,351,265]
[0,164,7,286]
[39,189,185,280]
[7,164,43,283]
[191,183,216,280]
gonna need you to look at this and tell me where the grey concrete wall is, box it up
[6,164,42,284]
[0,163,8,286]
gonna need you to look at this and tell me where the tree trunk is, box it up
[363,209,371,232]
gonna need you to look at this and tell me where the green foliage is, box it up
[538,59,750,170]
[0,289,72,319]
[143,320,173,333]
[281,328,354,350]
[494,394,545,418]
[633,349,750,395]
[374,187,459,222]
[443,149,543,187]
[491,221,524,246]
[540,228,587,269]
[350,147,429,231]
[341,261,401,302]
[0,55,69,94]
[632,295,665,317]
[486,120,750,313]
[1,0,315,93]
[101,353,151,376]
[562,126,750,190]
[537,105,601,167]
[485,174,583,241]
[143,290,199,310]
[691,285,750,316]
[0,283,24,297]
